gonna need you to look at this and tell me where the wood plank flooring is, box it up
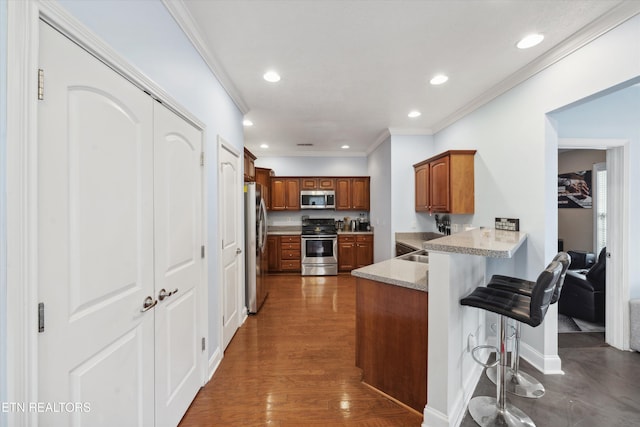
[179,274,423,427]
[179,273,640,427]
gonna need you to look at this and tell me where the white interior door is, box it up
[38,21,155,426]
[153,103,203,427]
[219,141,242,349]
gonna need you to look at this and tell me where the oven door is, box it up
[301,236,338,264]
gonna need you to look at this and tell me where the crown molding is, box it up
[365,129,391,155]
[388,127,433,136]
[250,150,368,158]
[365,127,434,155]
[431,1,640,134]
[162,0,250,114]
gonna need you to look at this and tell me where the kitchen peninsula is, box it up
[352,228,527,425]
[352,253,430,413]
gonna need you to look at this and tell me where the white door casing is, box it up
[606,145,629,350]
[219,139,243,350]
[37,21,155,426]
[558,138,629,350]
[153,103,204,427]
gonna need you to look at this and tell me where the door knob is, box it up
[141,296,157,312]
[236,248,242,254]
[158,288,179,301]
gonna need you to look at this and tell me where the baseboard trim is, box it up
[422,349,486,427]
[422,405,450,427]
[520,341,564,375]
[207,347,223,382]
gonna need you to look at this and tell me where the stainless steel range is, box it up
[301,218,338,276]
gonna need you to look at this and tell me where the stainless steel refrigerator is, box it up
[245,182,268,314]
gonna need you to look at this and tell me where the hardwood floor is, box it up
[179,274,423,427]
[179,273,640,427]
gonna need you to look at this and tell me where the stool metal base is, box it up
[486,366,545,398]
[468,396,536,427]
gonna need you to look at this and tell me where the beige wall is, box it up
[558,149,606,252]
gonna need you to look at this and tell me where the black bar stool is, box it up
[485,252,571,398]
[460,260,563,427]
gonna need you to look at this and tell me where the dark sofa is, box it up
[558,248,606,324]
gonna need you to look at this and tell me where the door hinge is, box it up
[200,152,205,167]
[201,337,206,352]
[37,69,44,100]
[201,245,205,258]
[38,302,45,333]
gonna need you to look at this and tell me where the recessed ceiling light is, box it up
[408,111,421,118]
[243,119,253,126]
[517,33,544,49]
[260,143,269,149]
[430,74,449,85]
[341,145,350,149]
[263,70,281,83]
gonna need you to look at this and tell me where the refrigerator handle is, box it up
[258,198,268,251]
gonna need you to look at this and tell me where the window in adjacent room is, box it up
[593,162,607,255]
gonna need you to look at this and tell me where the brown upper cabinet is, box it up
[266,174,369,211]
[270,177,300,211]
[243,148,256,182]
[413,150,476,214]
[255,167,273,208]
[301,177,336,190]
[336,177,370,210]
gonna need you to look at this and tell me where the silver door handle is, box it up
[141,296,158,312]
[158,288,179,301]
[236,248,242,254]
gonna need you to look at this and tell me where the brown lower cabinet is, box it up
[338,234,373,271]
[266,235,301,273]
[355,277,428,413]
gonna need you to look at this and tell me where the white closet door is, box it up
[38,21,155,427]
[153,103,203,427]
[219,143,242,350]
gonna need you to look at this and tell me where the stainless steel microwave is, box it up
[300,190,336,209]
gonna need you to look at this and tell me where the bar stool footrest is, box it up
[471,345,500,368]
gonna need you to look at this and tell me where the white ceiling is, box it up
[176,0,639,156]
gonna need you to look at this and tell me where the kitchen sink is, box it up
[398,250,429,263]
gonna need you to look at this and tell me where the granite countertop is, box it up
[337,230,374,235]
[268,226,374,236]
[267,226,302,235]
[423,228,527,258]
[396,232,444,250]
[351,255,428,292]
